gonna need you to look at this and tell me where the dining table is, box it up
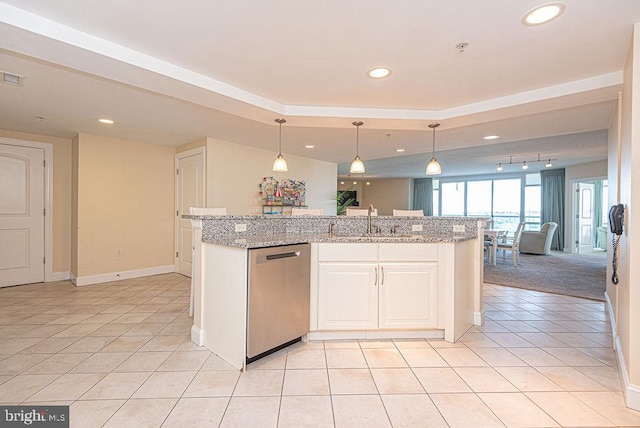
[484,229,507,266]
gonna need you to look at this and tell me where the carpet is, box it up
[483,251,607,301]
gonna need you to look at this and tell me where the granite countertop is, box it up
[203,232,475,249]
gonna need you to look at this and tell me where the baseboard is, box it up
[72,265,175,287]
[474,310,485,326]
[51,271,70,281]
[606,293,640,412]
[191,325,204,346]
[308,330,445,341]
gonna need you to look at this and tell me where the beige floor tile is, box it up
[325,348,367,369]
[459,331,501,347]
[88,323,133,337]
[332,395,392,428]
[162,397,229,428]
[183,370,240,397]
[103,398,177,428]
[1,337,45,354]
[454,367,518,392]
[413,367,472,393]
[359,340,396,349]
[362,348,407,368]
[431,393,505,427]
[158,322,191,335]
[0,375,12,385]
[542,347,605,366]
[577,347,618,366]
[99,336,150,353]
[435,347,488,366]
[0,353,51,375]
[70,399,125,428]
[138,335,185,352]
[61,336,117,353]
[81,372,151,399]
[220,396,280,428]
[22,324,72,338]
[132,370,196,398]
[121,322,168,337]
[113,312,151,323]
[21,337,81,353]
[574,366,623,392]
[278,395,334,428]
[398,347,448,367]
[157,350,210,371]
[286,347,326,369]
[370,368,424,394]
[573,391,640,426]
[143,312,180,323]
[282,369,330,395]
[485,332,535,347]
[70,352,131,373]
[323,340,360,349]
[479,392,560,427]
[82,313,122,324]
[526,391,615,427]
[392,339,432,348]
[233,369,284,396]
[101,304,138,314]
[113,351,171,372]
[47,313,94,325]
[328,368,378,395]
[25,353,92,374]
[201,352,240,371]
[549,332,601,347]
[53,323,105,337]
[29,373,105,401]
[507,347,566,366]
[470,347,528,367]
[381,394,448,427]
[0,373,59,402]
[536,366,611,391]
[495,366,564,391]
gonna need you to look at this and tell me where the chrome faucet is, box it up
[328,222,335,236]
[367,204,375,234]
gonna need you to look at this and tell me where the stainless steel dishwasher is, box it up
[247,243,310,363]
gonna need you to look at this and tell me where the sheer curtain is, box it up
[412,178,433,216]
[541,168,565,250]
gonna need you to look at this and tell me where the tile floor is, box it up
[1,273,640,427]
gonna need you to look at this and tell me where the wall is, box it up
[563,160,608,251]
[72,133,175,280]
[360,178,413,215]
[606,23,640,411]
[206,138,337,215]
[0,129,72,276]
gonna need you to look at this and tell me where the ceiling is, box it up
[0,1,637,178]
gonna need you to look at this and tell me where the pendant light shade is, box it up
[350,121,365,174]
[272,118,288,172]
[426,123,442,175]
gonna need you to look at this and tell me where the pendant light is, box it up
[272,118,288,172]
[426,123,442,175]
[350,121,365,174]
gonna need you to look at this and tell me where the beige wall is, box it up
[0,129,72,275]
[360,179,412,215]
[606,23,640,409]
[206,138,337,215]
[338,180,364,207]
[73,133,175,277]
[563,160,608,251]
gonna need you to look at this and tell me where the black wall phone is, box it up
[609,203,624,285]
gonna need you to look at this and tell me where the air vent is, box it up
[2,71,23,86]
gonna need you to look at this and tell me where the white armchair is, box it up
[519,222,558,255]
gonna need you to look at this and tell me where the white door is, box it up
[175,149,205,276]
[378,263,437,329]
[577,183,594,254]
[318,263,378,330]
[0,143,45,287]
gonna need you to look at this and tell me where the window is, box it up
[441,181,465,216]
[524,173,541,230]
[467,181,492,216]
[493,179,521,233]
[432,179,440,217]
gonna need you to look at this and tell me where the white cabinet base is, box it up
[308,329,445,341]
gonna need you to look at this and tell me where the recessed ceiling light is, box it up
[483,135,500,140]
[368,67,392,79]
[98,118,114,124]
[395,148,406,153]
[522,3,565,26]
[304,145,314,149]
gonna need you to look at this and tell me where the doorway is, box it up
[175,147,205,277]
[572,179,607,254]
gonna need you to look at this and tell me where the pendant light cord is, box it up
[275,118,286,155]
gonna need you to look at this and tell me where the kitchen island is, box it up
[188,215,486,370]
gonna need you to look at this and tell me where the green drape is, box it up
[412,178,433,216]
[540,168,565,250]
[593,181,603,248]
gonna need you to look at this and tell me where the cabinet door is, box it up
[378,263,437,329]
[318,263,378,330]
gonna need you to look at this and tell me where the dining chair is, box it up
[189,207,227,317]
[392,209,424,216]
[496,222,524,266]
[346,208,377,216]
[291,208,324,215]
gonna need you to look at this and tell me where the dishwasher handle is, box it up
[264,251,300,261]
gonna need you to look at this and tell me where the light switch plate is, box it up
[235,224,247,232]
[453,225,465,233]
[412,224,423,232]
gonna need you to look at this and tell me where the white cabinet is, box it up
[378,263,437,329]
[318,263,378,330]
[316,243,438,331]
